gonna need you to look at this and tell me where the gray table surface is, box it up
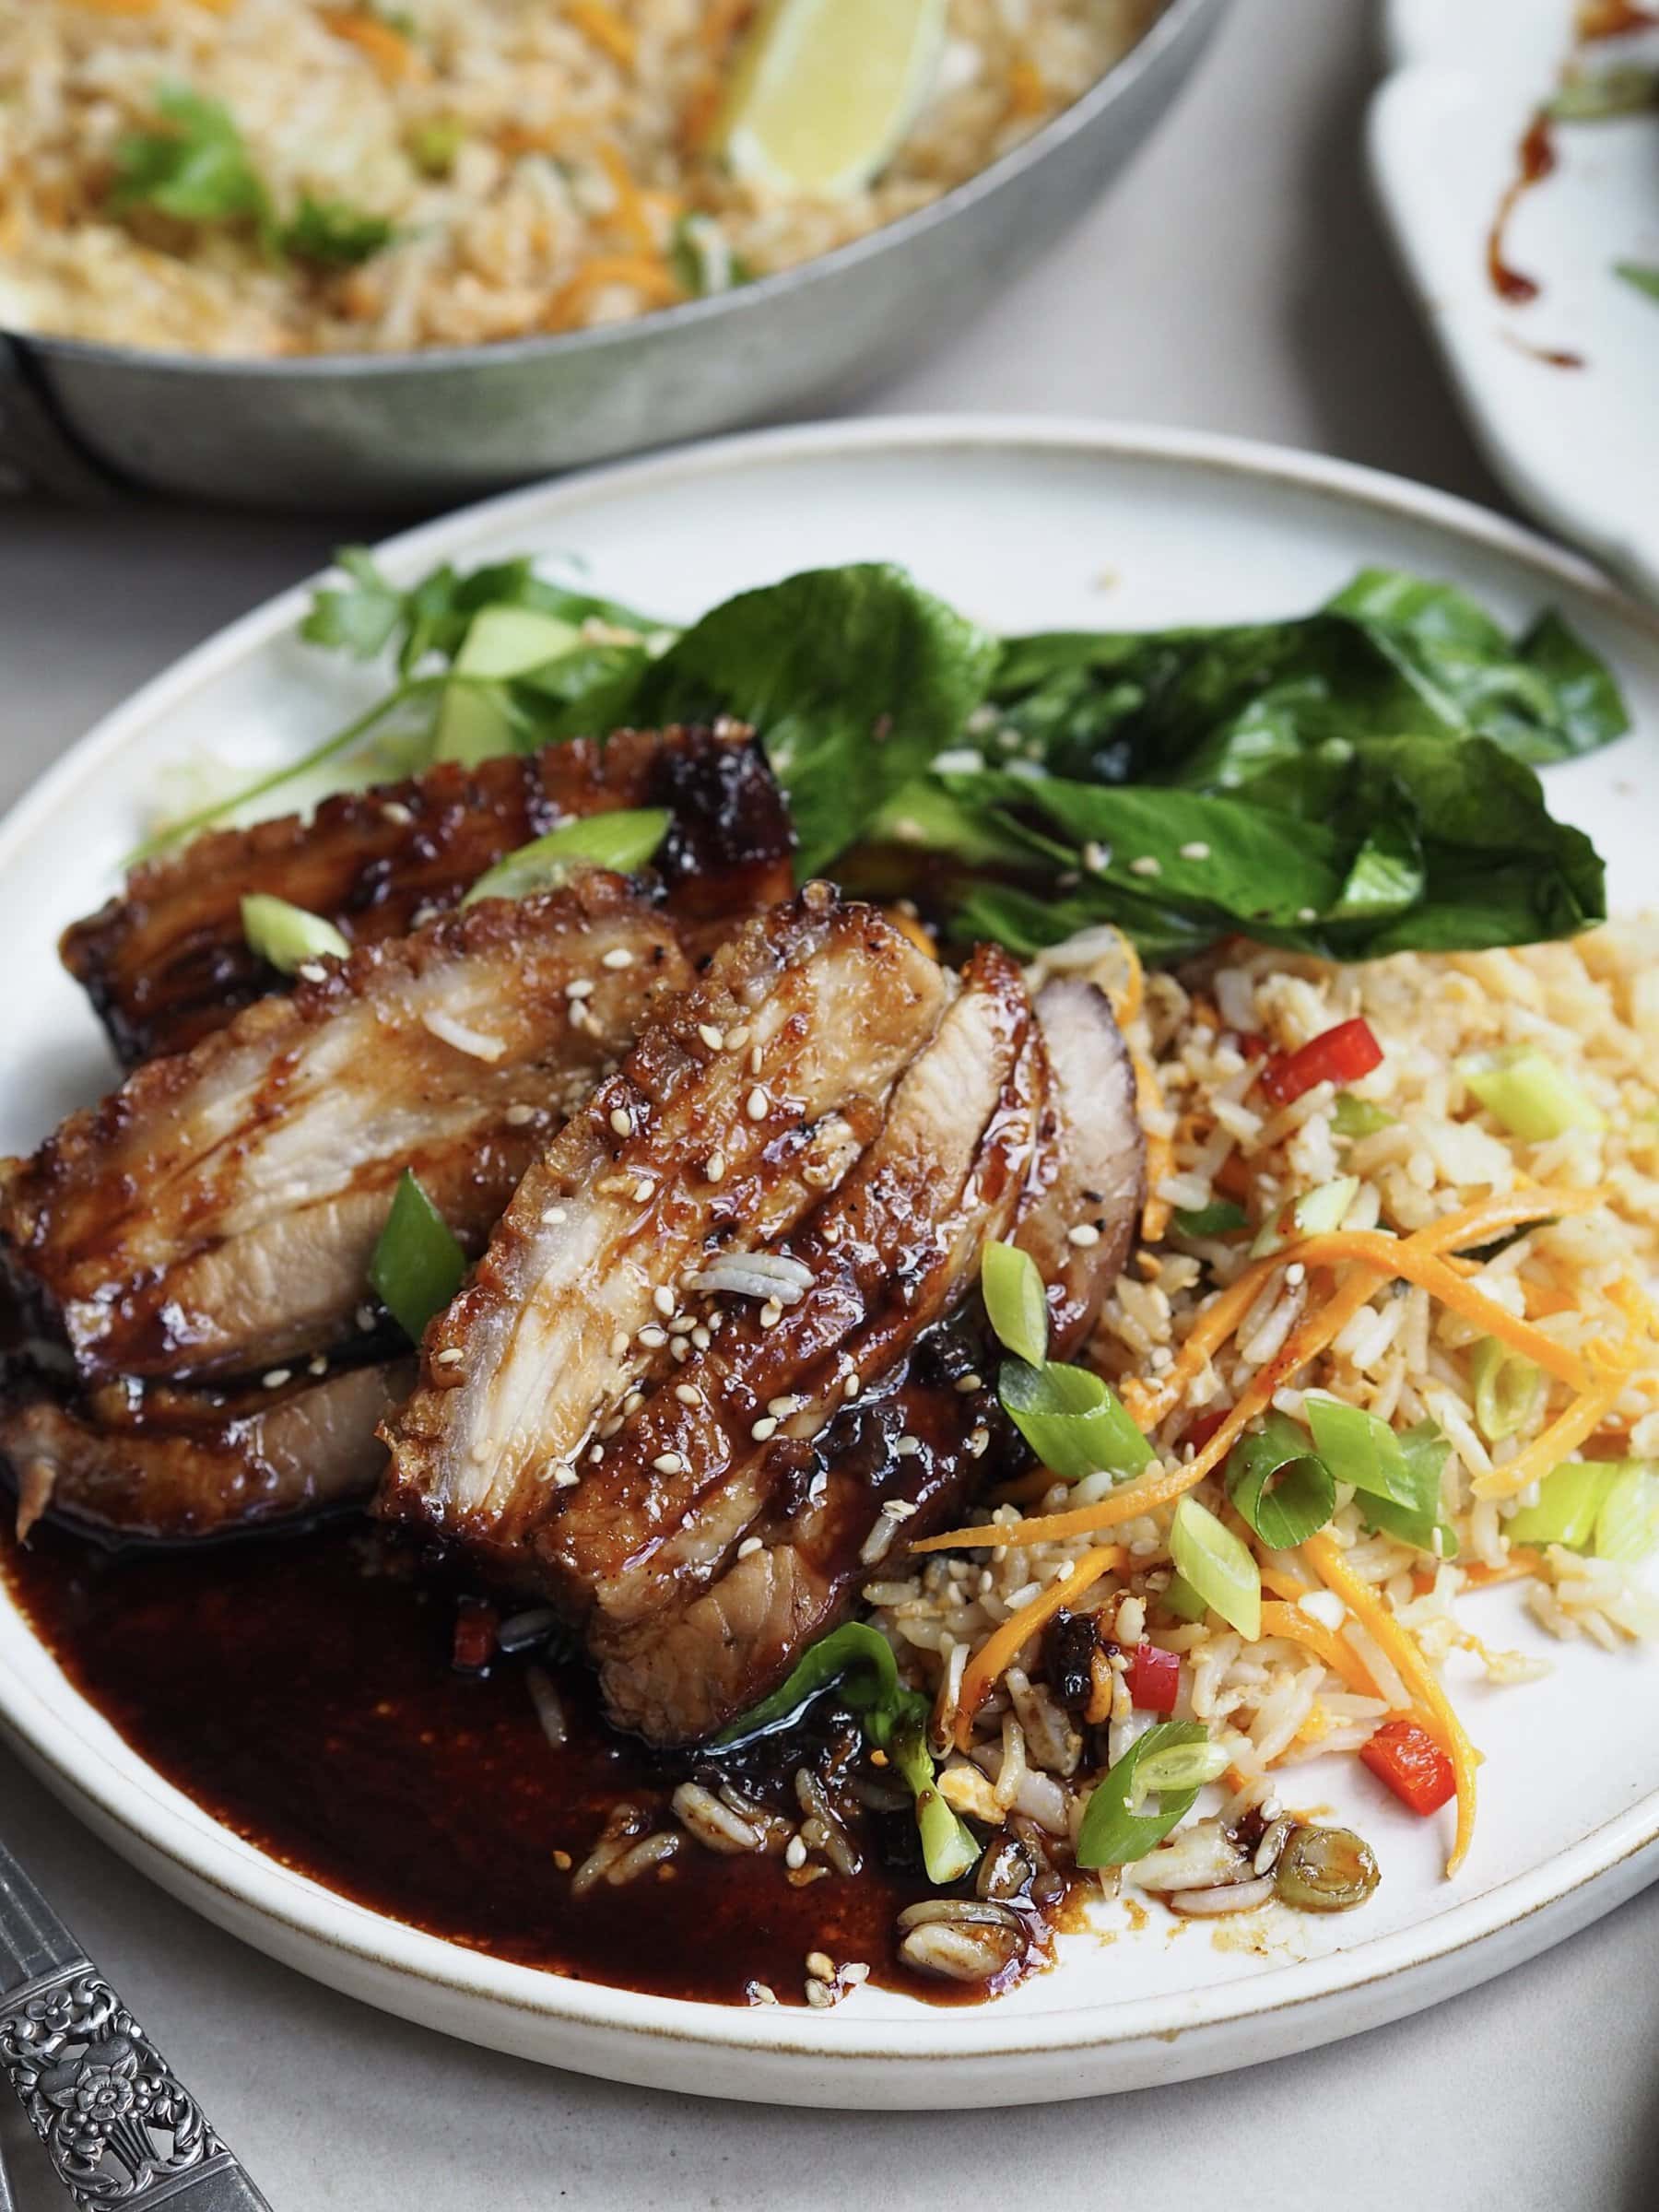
[3,2,1656,2206]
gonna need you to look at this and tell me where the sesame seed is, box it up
[297,961,327,984]
[705,1150,726,1183]
[1067,1222,1101,1248]
[565,978,595,1001]
[1082,840,1110,874]
[653,1285,676,1317]
[541,1206,568,1226]
[602,947,635,970]
[841,1961,870,1985]
[470,1440,494,1465]
[382,800,414,826]
[552,1464,579,1490]
[967,1426,990,1458]
[1286,1262,1307,1288]
[637,1324,667,1349]
[1129,854,1162,877]
[783,1835,806,1870]
[883,1499,917,1521]
[675,1383,703,1406]
[736,1535,763,1559]
[667,1313,695,1335]
[1297,905,1319,923]
[435,1347,465,1366]
[697,1023,725,1052]
[308,1354,328,1377]
[609,1331,629,1359]
[726,1025,751,1053]
[569,1002,594,1032]
[748,1043,764,1075]
[1179,840,1212,862]
[759,1300,782,1329]
[691,1324,712,1350]
[622,1390,645,1416]
[632,1178,654,1202]
[768,1395,802,1418]
[806,1950,835,1982]
[505,1103,535,1127]
[747,1086,770,1121]
[954,1372,983,1394]
[671,1340,692,1362]
[894,1438,923,1458]
[747,1981,780,2006]
[751,1416,779,1441]
[589,1445,605,1465]
[842,1371,861,1399]
[609,1106,634,1138]
[356,1303,377,1332]
[599,1416,623,1439]
[653,1452,685,1475]
[262,1368,291,1390]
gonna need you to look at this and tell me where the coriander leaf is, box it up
[634,564,999,877]
[280,194,395,267]
[299,546,405,660]
[108,85,270,229]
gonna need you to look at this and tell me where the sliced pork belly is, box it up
[61,723,792,1066]
[0,1358,414,1545]
[2,877,691,1385]
[378,888,951,1569]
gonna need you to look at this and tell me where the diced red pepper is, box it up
[1359,1717,1455,1816]
[1230,1030,1269,1062]
[452,1597,499,1673]
[1260,1018,1383,1107]
[1181,1406,1232,1457]
[1127,1641,1181,1714]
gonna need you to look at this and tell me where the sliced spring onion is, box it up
[1127,1737,1231,1806]
[1592,1462,1659,1565]
[461,808,672,907]
[714,1619,901,1743]
[1457,1045,1606,1141]
[1170,1495,1261,1640]
[1250,1174,1359,1257]
[1225,1413,1335,1549]
[886,1717,982,1885]
[240,893,349,974]
[981,1239,1049,1367]
[369,1170,467,1343]
[1331,1091,1395,1138]
[1470,1336,1544,1444]
[1502,1459,1617,1550]
[1076,1720,1214,1869]
[1172,1199,1249,1239]
[998,1358,1153,1482]
[434,604,582,765]
[1306,1397,1450,1554]
[1159,1572,1210,1624]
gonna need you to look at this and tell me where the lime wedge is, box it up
[717,0,947,201]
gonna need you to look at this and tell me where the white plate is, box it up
[2,418,1657,2110]
[1371,0,1659,602]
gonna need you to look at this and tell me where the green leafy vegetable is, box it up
[407,116,465,177]
[1591,1463,1659,1564]
[1225,1413,1335,1548]
[1159,1572,1210,1623]
[436,605,582,765]
[1076,1721,1216,1868]
[369,1170,467,1342]
[1615,261,1659,303]
[1250,1175,1359,1257]
[981,1240,1049,1367]
[1504,1460,1618,1550]
[998,1358,1153,1481]
[1550,65,1659,120]
[1170,1496,1261,1638]
[1172,1199,1249,1238]
[1471,1338,1544,1444]
[1458,1045,1606,1139]
[1332,1091,1395,1138]
[108,86,271,229]
[240,893,349,974]
[279,194,395,266]
[460,808,672,906]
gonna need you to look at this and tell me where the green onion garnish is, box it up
[1470,1337,1544,1444]
[1590,1463,1659,1564]
[1332,1091,1395,1139]
[1504,1459,1618,1550]
[1225,1412,1335,1549]
[1303,1397,1451,1555]
[1172,1199,1249,1239]
[998,1358,1153,1482]
[981,1239,1050,1368]
[368,1170,467,1343]
[883,1716,982,1885]
[1457,1045,1605,1141]
[1159,1572,1210,1623]
[1250,1174,1359,1257]
[1076,1720,1218,1868]
[461,808,672,907]
[1169,1495,1261,1639]
[240,893,349,975]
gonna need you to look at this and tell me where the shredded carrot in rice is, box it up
[1257,1600,1383,1701]
[1301,1532,1480,1877]
[568,1,639,70]
[547,254,683,324]
[952,1545,1125,1750]
[1006,54,1046,117]
[320,7,422,82]
[595,143,656,253]
[1463,1548,1544,1588]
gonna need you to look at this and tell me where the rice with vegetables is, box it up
[0,0,1153,357]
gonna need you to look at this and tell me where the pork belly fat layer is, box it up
[377,888,950,1561]
[2,877,690,1384]
[61,724,793,1065]
[1,1359,414,1544]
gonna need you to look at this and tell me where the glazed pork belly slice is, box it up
[61,723,793,1066]
[555,968,1143,1745]
[1,876,692,1385]
[378,888,951,1570]
[0,1359,415,1545]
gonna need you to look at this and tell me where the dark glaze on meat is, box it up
[61,724,794,1067]
[3,877,691,1386]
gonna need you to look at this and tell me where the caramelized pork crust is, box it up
[61,723,793,1066]
[3,876,692,1386]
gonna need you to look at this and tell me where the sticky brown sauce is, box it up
[1488,112,1557,305]
[0,1519,1048,2008]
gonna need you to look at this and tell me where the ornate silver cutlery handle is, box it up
[0,1834,273,2208]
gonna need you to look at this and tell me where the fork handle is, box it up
[0,1835,273,2208]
